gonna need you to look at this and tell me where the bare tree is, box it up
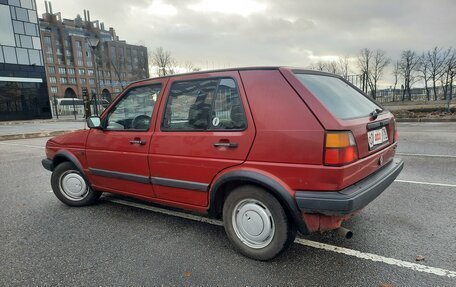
[441,48,455,100]
[309,60,341,75]
[357,49,389,99]
[327,61,339,74]
[417,52,431,100]
[392,60,400,101]
[369,50,390,100]
[150,47,176,76]
[310,61,327,72]
[427,47,449,100]
[357,48,373,94]
[338,56,350,79]
[183,61,201,73]
[399,50,420,101]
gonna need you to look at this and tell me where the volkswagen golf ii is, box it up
[42,67,403,260]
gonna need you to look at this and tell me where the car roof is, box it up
[128,66,338,87]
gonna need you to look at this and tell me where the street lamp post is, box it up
[87,37,100,115]
[53,94,58,119]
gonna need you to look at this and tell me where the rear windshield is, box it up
[294,73,381,120]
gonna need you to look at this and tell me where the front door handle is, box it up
[213,142,238,148]
[129,138,146,145]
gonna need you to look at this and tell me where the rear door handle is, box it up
[213,142,238,148]
[129,138,146,145]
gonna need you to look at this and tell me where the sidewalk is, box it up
[0,119,86,141]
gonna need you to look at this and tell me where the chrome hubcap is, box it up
[232,199,275,249]
[59,171,88,201]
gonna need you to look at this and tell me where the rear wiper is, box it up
[370,108,383,120]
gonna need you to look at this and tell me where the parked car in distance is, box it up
[42,67,403,260]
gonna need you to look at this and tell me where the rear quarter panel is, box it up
[240,69,325,165]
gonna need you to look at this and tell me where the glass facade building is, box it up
[0,0,51,121]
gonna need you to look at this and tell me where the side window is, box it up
[162,78,247,131]
[105,84,161,131]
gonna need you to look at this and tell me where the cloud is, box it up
[37,0,456,84]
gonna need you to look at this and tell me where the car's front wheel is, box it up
[223,185,296,261]
[51,162,101,207]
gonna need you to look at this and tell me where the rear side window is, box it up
[294,73,381,120]
[162,78,247,131]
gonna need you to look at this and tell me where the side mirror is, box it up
[87,116,102,129]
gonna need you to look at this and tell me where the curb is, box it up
[396,118,456,122]
[0,130,77,141]
[0,119,84,126]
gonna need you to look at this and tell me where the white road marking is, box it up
[106,198,224,226]
[395,179,456,188]
[295,238,456,278]
[106,197,456,279]
[397,152,456,159]
[0,142,43,149]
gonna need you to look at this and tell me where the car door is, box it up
[86,80,167,198]
[149,71,255,207]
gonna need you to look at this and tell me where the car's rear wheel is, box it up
[223,185,296,261]
[51,162,101,206]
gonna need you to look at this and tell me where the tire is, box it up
[223,185,297,261]
[51,161,102,207]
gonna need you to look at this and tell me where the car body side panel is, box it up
[240,69,325,165]
[149,71,256,207]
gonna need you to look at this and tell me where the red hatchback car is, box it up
[42,67,403,260]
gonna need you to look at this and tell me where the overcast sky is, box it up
[37,0,455,85]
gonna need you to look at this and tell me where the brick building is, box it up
[39,1,149,102]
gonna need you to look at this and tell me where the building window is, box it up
[89,78,95,85]
[69,77,77,84]
[15,7,29,22]
[60,77,68,84]
[80,78,86,84]
[24,22,37,36]
[88,69,94,76]
[78,68,85,75]
[12,20,24,34]
[0,5,15,46]
[68,68,75,75]
[49,76,56,84]
[59,67,66,75]
[43,36,51,45]
[105,79,111,86]
[48,67,55,74]
[77,59,83,66]
[50,87,58,94]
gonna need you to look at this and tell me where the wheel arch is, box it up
[208,170,309,234]
[52,150,86,178]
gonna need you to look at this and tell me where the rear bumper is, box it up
[41,158,54,171]
[295,158,404,216]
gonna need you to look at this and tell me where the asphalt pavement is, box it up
[0,122,455,286]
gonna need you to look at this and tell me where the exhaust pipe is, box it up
[337,227,353,239]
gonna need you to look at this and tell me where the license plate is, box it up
[368,127,388,149]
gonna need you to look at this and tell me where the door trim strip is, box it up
[89,168,150,184]
[150,177,208,192]
[88,168,208,192]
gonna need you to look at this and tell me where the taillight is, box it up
[392,118,398,143]
[324,131,359,166]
